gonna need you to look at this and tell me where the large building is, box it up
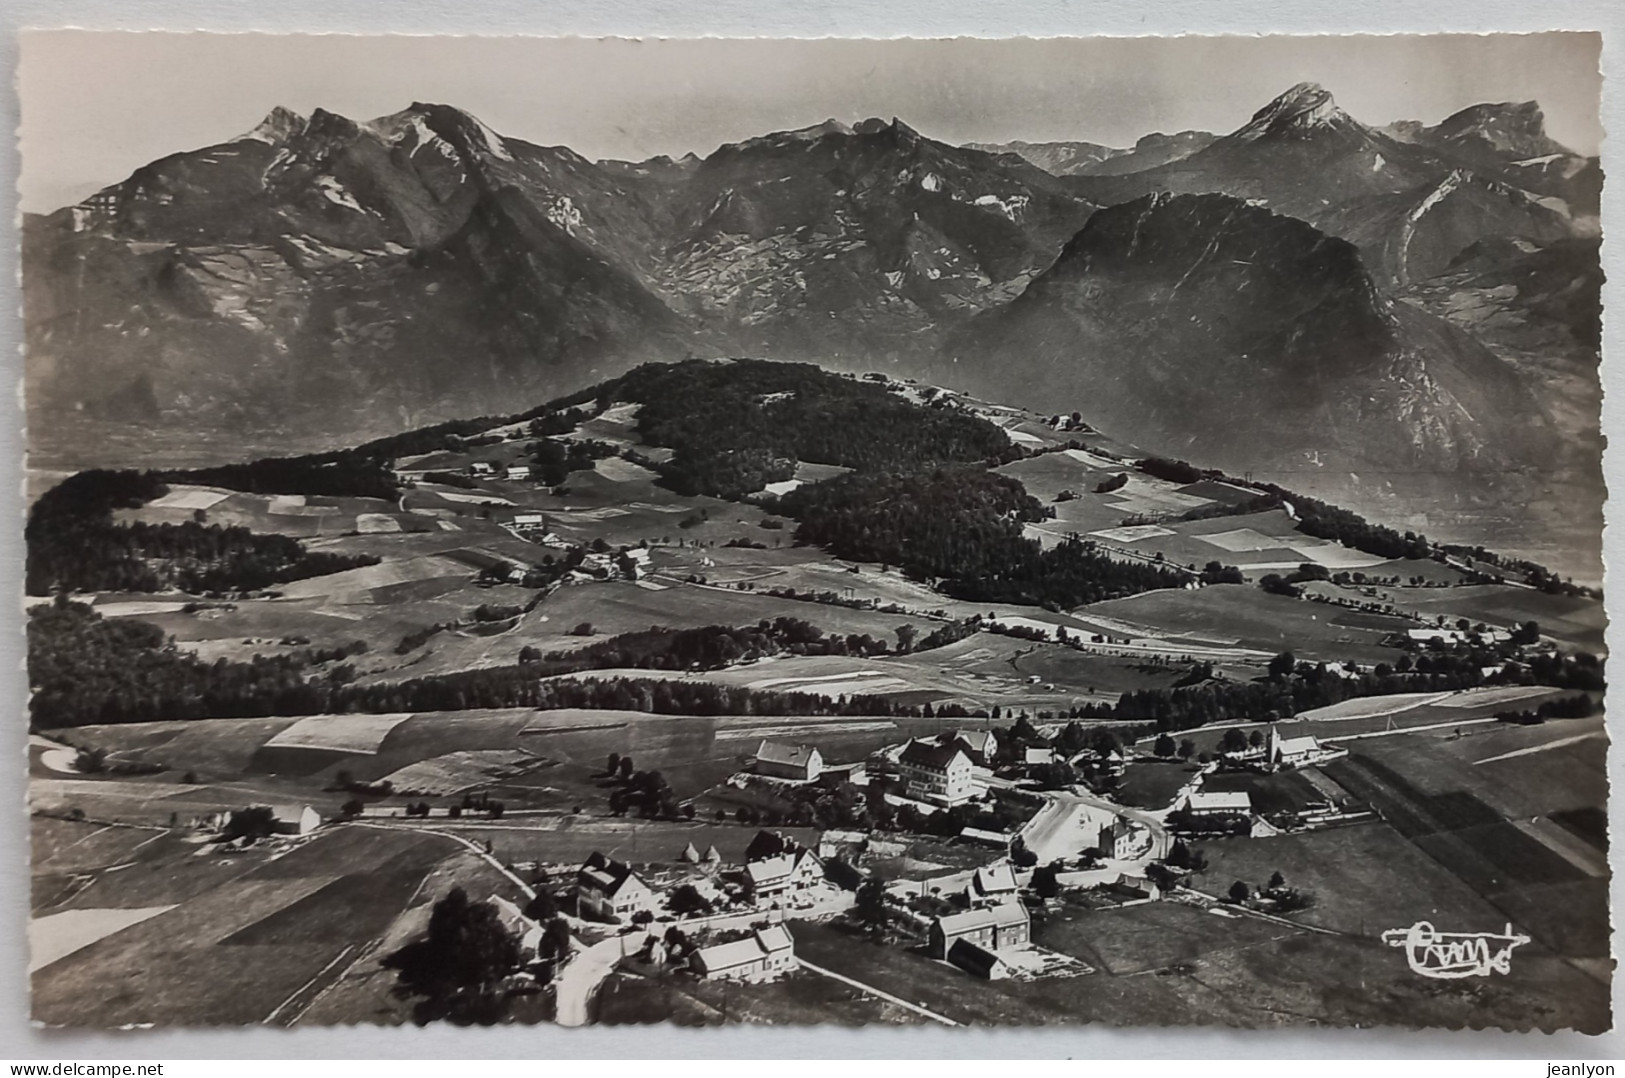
[575,852,658,923]
[898,739,976,805]
[753,740,824,782]
[690,925,797,983]
[744,848,826,903]
[1180,791,1253,817]
[929,903,1031,959]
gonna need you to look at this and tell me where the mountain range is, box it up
[22,82,1604,576]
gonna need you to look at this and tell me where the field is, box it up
[594,965,913,1026]
[1078,584,1409,666]
[788,910,1604,1030]
[29,819,519,1027]
[1363,584,1607,653]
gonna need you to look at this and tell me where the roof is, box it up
[1023,747,1055,765]
[935,903,1029,936]
[747,854,795,885]
[952,730,996,754]
[694,926,795,972]
[755,740,820,768]
[579,852,646,896]
[1275,735,1321,755]
[900,739,971,771]
[1187,791,1252,813]
[972,863,1018,896]
[947,937,1008,977]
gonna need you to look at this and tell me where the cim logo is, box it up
[1382,921,1531,979]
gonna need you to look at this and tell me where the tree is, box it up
[1219,728,1250,754]
[668,884,711,917]
[1033,863,1062,899]
[1177,739,1196,761]
[341,798,365,819]
[1154,733,1176,758]
[855,878,889,934]
[383,887,521,1024]
[618,757,634,781]
[894,624,918,654]
[1268,651,1297,680]
[524,892,559,922]
[1227,880,1250,904]
[606,752,621,777]
[1248,730,1265,750]
[1267,870,1286,891]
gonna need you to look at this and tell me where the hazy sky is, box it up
[18,31,1603,213]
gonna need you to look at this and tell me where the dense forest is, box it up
[25,470,378,595]
[29,598,325,728]
[612,360,1020,498]
[539,617,894,672]
[781,467,1187,607]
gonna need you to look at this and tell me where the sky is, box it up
[18,31,1604,213]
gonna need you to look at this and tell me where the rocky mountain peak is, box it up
[243,106,308,144]
[1234,81,1358,141]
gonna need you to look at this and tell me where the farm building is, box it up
[469,461,495,477]
[817,760,867,787]
[946,938,1012,980]
[512,512,547,530]
[575,852,658,923]
[1180,791,1253,817]
[744,849,826,903]
[899,740,976,806]
[753,740,824,782]
[966,862,1019,906]
[271,805,322,836]
[929,903,1031,959]
[505,464,532,481]
[690,925,797,983]
[959,826,1013,848]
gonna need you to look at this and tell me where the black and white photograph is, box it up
[16,31,1610,1033]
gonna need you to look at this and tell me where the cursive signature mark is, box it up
[1381,921,1530,979]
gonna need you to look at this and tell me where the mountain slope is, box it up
[24,103,693,440]
[941,192,1558,493]
[1067,83,1584,288]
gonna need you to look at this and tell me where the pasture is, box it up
[1079,584,1409,665]
[28,818,523,1027]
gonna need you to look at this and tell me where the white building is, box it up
[1180,791,1253,817]
[753,740,823,782]
[744,849,825,903]
[690,925,796,983]
[575,852,658,923]
[898,740,976,805]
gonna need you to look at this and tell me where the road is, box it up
[796,958,960,1026]
[1015,788,1170,863]
[556,932,643,1027]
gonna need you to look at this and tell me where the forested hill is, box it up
[610,359,1021,498]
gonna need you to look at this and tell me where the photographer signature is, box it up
[1382,921,1530,979]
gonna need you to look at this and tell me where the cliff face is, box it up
[942,192,1555,484]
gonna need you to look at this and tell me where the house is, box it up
[512,513,547,530]
[966,862,1019,906]
[270,805,321,836]
[946,729,996,765]
[469,461,495,477]
[1181,791,1253,817]
[575,852,658,923]
[928,903,1031,959]
[753,740,823,782]
[1023,746,1056,768]
[946,937,1012,980]
[744,849,825,902]
[505,464,532,481]
[690,925,796,983]
[490,896,547,958]
[898,739,976,805]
